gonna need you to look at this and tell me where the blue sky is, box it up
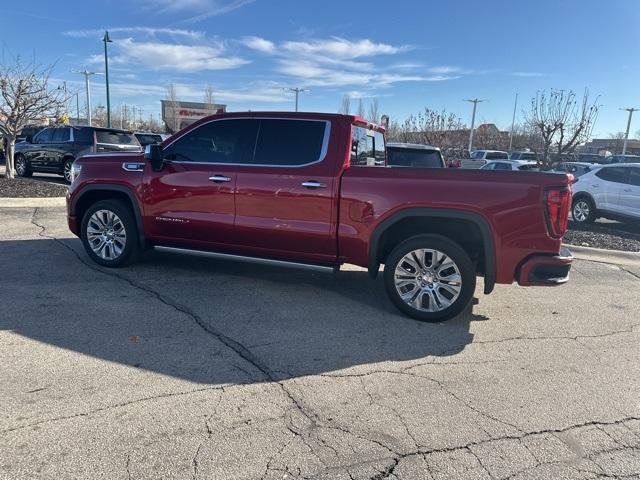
[2,0,639,137]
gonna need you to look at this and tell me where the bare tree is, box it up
[388,108,466,149]
[606,131,626,154]
[339,94,351,115]
[164,84,181,133]
[204,84,215,110]
[0,58,66,178]
[357,99,365,118]
[524,89,600,169]
[367,98,380,123]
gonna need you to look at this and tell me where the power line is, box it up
[620,107,639,155]
[285,87,309,112]
[72,69,100,126]
[464,98,485,152]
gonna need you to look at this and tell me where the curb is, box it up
[564,244,640,266]
[0,197,66,208]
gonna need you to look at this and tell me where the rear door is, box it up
[233,118,339,263]
[593,167,628,212]
[619,166,640,218]
[142,118,258,247]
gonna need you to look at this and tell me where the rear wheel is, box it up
[63,158,74,183]
[572,197,596,223]
[15,155,32,177]
[383,235,476,322]
[81,200,139,267]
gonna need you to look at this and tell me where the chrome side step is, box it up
[154,246,339,273]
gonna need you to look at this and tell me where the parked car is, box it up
[553,162,596,177]
[577,153,609,164]
[14,126,141,183]
[571,164,640,224]
[509,151,538,161]
[607,154,640,164]
[134,132,164,147]
[470,150,510,161]
[387,143,445,168]
[480,160,538,171]
[66,112,573,322]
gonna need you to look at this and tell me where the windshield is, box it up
[387,148,444,168]
[135,134,163,145]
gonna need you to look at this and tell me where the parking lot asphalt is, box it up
[1,206,639,480]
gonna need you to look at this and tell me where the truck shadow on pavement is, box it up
[1,237,488,385]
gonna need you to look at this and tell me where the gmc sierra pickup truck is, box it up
[67,112,573,322]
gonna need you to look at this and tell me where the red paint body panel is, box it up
[67,111,572,289]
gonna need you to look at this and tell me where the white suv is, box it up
[571,164,640,223]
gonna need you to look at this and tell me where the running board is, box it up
[154,246,339,273]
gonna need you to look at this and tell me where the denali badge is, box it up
[155,217,189,224]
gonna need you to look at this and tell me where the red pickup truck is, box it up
[67,112,573,322]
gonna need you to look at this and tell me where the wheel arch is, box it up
[368,208,496,294]
[71,185,145,248]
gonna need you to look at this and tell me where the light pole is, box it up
[286,87,309,112]
[103,31,113,128]
[73,70,98,126]
[620,107,639,155]
[465,98,484,152]
[509,93,518,151]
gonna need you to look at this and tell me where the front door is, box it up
[233,118,338,263]
[142,118,259,248]
[619,167,640,218]
[27,127,53,168]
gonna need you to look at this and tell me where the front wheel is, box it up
[81,200,139,267]
[383,235,476,322]
[15,155,32,177]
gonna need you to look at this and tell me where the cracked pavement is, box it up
[0,206,638,479]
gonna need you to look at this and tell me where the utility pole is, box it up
[103,31,113,128]
[465,98,484,153]
[286,87,309,112]
[509,93,518,151]
[620,107,639,155]
[73,70,98,126]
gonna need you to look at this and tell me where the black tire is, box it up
[383,234,476,322]
[62,157,74,184]
[81,200,140,267]
[15,155,33,177]
[572,196,596,223]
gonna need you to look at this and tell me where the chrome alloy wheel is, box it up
[63,160,73,183]
[86,210,127,260]
[573,200,590,222]
[16,157,26,175]
[394,248,462,312]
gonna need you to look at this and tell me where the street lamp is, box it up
[285,87,309,112]
[103,31,113,128]
[620,107,639,155]
[73,69,99,126]
[464,98,485,153]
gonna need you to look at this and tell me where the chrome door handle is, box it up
[301,181,326,188]
[209,175,231,183]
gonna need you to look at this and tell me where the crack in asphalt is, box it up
[619,266,640,281]
[25,210,640,479]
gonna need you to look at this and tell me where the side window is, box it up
[494,162,510,170]
[627,168,640,187]
[35,128,53,144]
[595,167,628,184]
[351,126,385,166]
[167,119,258,164]
[481,163,494,170]
[252,119,327,166]
[52,128,70,142]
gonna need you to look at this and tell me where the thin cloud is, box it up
[63,27,204,39]
[511,71,545,77]
[241,36,276,54]
[135,0,256,22]
[89,38,249,72]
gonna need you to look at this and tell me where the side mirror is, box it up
[144,144,164,171]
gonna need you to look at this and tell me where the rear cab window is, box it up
[95,130,139,146]
[351,125,385,166]
[387,147,444,168]
[486,151,509,160]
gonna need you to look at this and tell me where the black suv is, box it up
[14,126,142,183]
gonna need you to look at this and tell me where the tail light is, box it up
[545,187,571,238]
